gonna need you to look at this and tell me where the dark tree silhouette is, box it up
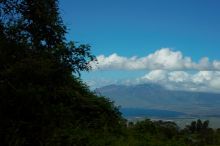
[0,0,122,145]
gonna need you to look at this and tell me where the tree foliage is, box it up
[0,0,121,145]
[0,0,95,74]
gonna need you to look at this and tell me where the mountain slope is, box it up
[96,84,220,115]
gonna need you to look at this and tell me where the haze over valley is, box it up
[96,83,220,128]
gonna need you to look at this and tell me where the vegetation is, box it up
[0,0,123,145]
[0,0,220,145]
[116,119,220,146]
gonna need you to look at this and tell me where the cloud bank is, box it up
[91,48,220,71]
[87,48,220,93]
[122,70,220,93]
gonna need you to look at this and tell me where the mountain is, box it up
[95,84,220,116]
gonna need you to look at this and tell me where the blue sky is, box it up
[60,0,220,92]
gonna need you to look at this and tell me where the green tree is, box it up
[188,121,197,133]
[0,0,95,74]
[0,0,123,145]
[202,120,209,130]
[196,119,203,132]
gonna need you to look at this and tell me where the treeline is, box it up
[1,0,220,146]
[114,119,220,146]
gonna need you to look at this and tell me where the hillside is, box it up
[96,84,220,116]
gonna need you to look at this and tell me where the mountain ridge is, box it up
[95,83,220,116]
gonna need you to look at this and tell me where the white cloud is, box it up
[213,60,220,70]
[91,48,220,71]
[92,53,146,70]
[88,48,220,92]
[196,57,211,70]
[210,78,220,89]
[168,71,190,83]
[85,70,220,92]
[146,49,184,70]
[192,71,213,84]
[142,70,168,82]
[137,70,220,93]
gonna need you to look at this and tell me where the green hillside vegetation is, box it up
[118,119,220,146]
[0,0,220,145]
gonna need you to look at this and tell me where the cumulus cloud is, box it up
[210,78,220,89]
[213,60,220,70]
[168,71,190,83]
[91,48,220,71]
[85,70,220,92]
[141,70,168,82]
[137,70,220,92]
[88,48,220,92]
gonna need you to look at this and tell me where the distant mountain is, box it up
[95,84,220,116]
